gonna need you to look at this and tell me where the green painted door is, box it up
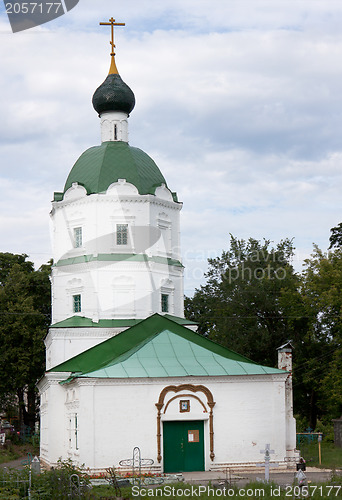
[163,421,205,472]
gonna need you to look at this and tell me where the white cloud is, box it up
[0,1,342,295]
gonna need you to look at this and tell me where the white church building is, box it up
[38,19,297,473]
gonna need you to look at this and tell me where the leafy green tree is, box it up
[185,237,342,428]
[297,246,342,424]
[0,253,51,432]
[329,222,342,249]
[185,236,299,367]
[0,253,33,285]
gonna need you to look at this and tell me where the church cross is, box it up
[259,443,276,483]
[260,443,275,459]
[100,17,125,57]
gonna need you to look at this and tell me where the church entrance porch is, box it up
[163,420,205,473]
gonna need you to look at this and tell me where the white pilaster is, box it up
[277,343,297,458]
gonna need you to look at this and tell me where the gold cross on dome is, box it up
[100,17,125,57]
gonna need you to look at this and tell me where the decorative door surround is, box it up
[155,384,216,462]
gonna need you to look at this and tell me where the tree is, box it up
[185,236,299,367]
[184,236,342,428]
[297,246,342,424]
[0,253,51,432]
[329,222,342,249]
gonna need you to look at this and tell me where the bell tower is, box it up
[45,19,185,369]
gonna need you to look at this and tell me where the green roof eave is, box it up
[50,316,142,328]
[163,314,197,325]
[48,314,280,377]
[54,192,64,202]
[50,314,195,329]
[53,253,183,269]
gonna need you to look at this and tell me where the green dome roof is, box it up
[62,141,177,200]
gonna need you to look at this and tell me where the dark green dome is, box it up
[62,141,177,200]
[92,74,135,115]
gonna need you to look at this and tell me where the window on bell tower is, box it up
[75,413,79,450]
[73,294,81,313]
[161,293,169,313]
[116,224,128,245]
[74,227,82,248]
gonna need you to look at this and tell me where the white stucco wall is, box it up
[39,374,295,471]
[50,183,183,326]
[39,373,72,465]
[45,326,127,370]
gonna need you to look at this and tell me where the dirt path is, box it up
[0,457,27,469]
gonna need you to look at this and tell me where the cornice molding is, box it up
[37,372,71,392]
[53,193,182,211]
[64,374,286,385]
[47,328,123,339]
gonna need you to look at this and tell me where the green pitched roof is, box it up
[49,314,285,380]
[61,141,178,201]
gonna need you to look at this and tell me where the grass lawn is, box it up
[298,441,342,469]
[0,441,340,498]
[90,480,342,499]
[0,465,341,498]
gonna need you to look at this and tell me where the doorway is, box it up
[163,420,205,472]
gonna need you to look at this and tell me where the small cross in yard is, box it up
[119,447,154,487]
[260,443,275,482]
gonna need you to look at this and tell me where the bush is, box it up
[294,414,309,433]
[315,420,334,443]
[31,459,91,499]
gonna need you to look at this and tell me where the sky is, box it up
[0,0,342,296]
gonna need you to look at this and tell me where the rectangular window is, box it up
[74,227,82,248]
[75,414,79,450]
[116,224,128,245]
[161,293,169,313]
[68,417,72,449]
[73,294,81,313]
